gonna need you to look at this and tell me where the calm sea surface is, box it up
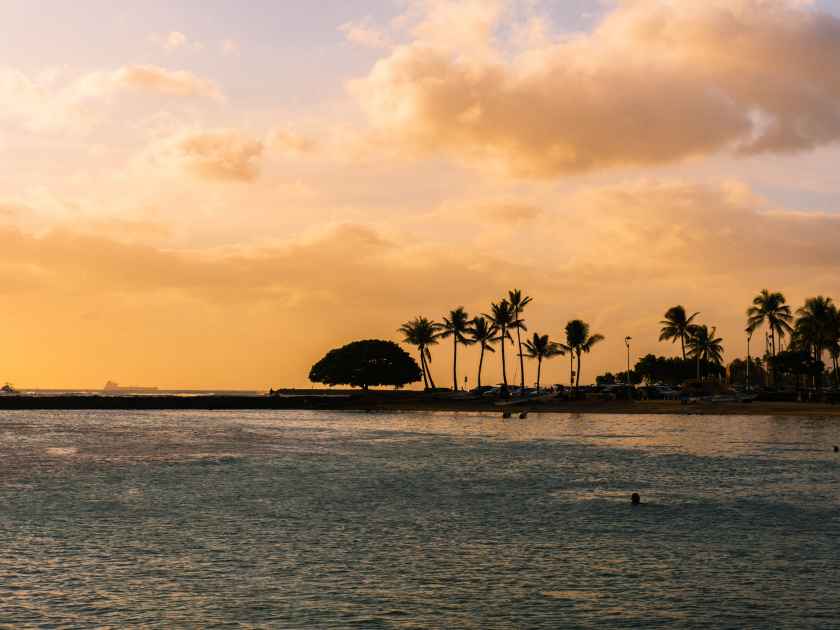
[1,410,839,628]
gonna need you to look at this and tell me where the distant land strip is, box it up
[1,392,840,416]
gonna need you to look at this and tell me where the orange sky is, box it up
[2,0,840,389]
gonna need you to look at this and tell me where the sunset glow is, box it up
[3,0,840,388]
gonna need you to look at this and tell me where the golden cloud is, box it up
[148,128,265,182]
[350,0,840,176]
[0,64,222,132]
[4,179,840,388]
[110,65,220,100]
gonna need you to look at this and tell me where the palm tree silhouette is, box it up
[523,333,564,392]
[398,316,441,390]
[469,316,498,390]
[508,289,532,390]
[659,305,699,359]
[485,300,516,388]
[795,296,836,388]
[687,325,724,379]
[747,289,793,356]
[440,307,474,391]
[564,320,605,392]
[829,307,840,388]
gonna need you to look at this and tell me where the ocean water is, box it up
[1,410,839,628]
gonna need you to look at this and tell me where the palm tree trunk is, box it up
[500,326,508,388]
[419,349,429,390]
[575,351,581,392]
[569,354,574,388]
[477,345,485,389]
[516,321,525,390]
[452,338,458,391]
[680,335,686,360]
[427,355,437,390]
[536,358,542,393]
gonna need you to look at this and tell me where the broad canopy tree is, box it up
[309,340,422,390]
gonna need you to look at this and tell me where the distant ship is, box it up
[0,383,19,395]
[103,380,159,393]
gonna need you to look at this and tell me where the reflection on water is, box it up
[1,410,839,628]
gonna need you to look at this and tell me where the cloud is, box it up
[221,38,240,56]
[4,178,840,387]
[0,64,222,132]
[147,128,264,181]
[474,201,541,223]
[350,0,840,176]
[109,65,221,100]
[165,31,187,50]
[339,19,391,49]
[151,31,205,53]
[266,128,318,155]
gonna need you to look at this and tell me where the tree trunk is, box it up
[536,358,542,393]
[516,320,525,390]
[575,351,581,392]
[569,354,574,388]
[427,354,437,390]
[680,335,686,360]
[477,345,485,389]
[419,349,429,390]
[500,326,508,387]
[452,337,458,391]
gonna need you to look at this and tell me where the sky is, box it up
[3,0,840,389]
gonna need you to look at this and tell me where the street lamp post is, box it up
[625,336,632,387]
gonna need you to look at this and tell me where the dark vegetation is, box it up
[308,340,421,390]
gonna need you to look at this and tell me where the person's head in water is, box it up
[631,492,641,505]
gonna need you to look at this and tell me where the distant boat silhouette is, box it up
[103,381,159,393]
[0,383,19,395]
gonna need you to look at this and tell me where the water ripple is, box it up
[0,410,839,628]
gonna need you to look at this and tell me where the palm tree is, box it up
[469,316,498,390]
[508,289,532,390]
[564,320,605,392]
[485,300,516,388]
[795,296,835,388]
[523,333,564,392]
[687,325,724,379]
[398,316,441,390]
[440,307,474,391]
[558,341,574,387]
[828,307,840,389]
[659,305,699,359]
[746,290,793,356]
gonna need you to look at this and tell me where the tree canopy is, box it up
[309,340,422,390]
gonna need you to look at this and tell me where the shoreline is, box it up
[1,392,840,416]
